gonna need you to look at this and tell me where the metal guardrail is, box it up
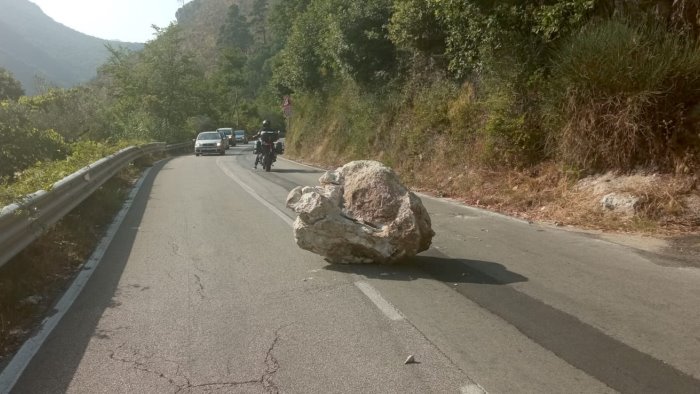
[0,141,192,268]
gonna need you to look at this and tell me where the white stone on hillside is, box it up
[601,193,640,216]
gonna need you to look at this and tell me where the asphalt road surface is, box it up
[5,144,700,393]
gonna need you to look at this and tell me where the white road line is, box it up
[415,191,532,224]
[354,281,404,321]
[277,155,327,171]
[0,167,153,393]
[216,159,294,227]
[219,158,485,393]
[461,383,488,394]
[217,161,409,322]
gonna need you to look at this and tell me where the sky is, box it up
[29,0,191,43]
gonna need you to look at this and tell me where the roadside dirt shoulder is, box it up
[284,154,699,268]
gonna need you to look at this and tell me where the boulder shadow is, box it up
[324,251,528,286]
[272,168,324,174]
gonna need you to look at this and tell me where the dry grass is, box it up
[547,19,700,173]
[0,165,142,363]
[289,141,699,236]
[411,158,700,235]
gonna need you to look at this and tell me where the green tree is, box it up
[329,0,397,87]
[210,47,248,126]
[218,4,253,53]
[421,0,596,79]
[0,101,69,180]
[102,24,208,142]
[273,1,331,93]
[268,0,312,49]
[389,0,446,57]
[250,0,269,46]
[142,25,205,139]
[15,86,116,142]
[0,67,25,101]
[273,0,398,92]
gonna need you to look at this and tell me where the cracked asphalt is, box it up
[8,144,700,393]
[9,147,471,393]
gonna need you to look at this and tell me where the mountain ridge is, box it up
[0,0,143,94]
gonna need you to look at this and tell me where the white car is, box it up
[217,127,236,147]
[194,131,226,156]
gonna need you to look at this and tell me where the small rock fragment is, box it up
[404,355,416,364]
[20,295,42,306]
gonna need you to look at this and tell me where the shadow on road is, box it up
[324,249,528,286]
[270,168,323,174]
[10,159,168,393]
[325,247,700,393]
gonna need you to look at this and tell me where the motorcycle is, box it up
[255,140,277,172]
[260,140,274,172]
[255,132,283,172]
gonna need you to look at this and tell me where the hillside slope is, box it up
[0,0,142,94]
[175,0,256,71]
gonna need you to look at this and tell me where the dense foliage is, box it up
[0,68,24,101]
[3,0,700,198]
[268,0,700,173]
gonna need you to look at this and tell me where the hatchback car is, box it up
[217,128,236,147]
[194,131,226,156]
[234,130,248,144]
[218,131,230,150]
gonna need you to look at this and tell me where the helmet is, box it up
[262,120,271,128]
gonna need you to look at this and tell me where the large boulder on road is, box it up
[286,160,434,264]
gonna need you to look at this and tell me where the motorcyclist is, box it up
[253,120,279,169]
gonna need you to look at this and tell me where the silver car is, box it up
[234,130,248,144]
[194,131,226,156]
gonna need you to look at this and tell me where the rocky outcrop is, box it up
[601,193,640,216]
[286,161,434,264]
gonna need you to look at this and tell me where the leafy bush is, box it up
[428,1,595,79]
[285,73,489,174]
[284,81,382,162]
[273,0,397,92]
[388,0,445,56]
[17,87,115,142]
[546,19,700,172]
[0,140,139,206]
[0,101,70,180]
[482,88,528,164]
[394,76,456,158]
[476,63,549,167]
[0,67,24,100]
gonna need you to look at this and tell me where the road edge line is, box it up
[0,167,153,393]
[220,158,488,392]
[461,383,488,394]
[353,281,404,321]
[216,159,294,227]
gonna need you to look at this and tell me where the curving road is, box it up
[5,144,700,393]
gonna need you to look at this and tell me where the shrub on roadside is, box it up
[0,140,139,206]
[0,101,70,180]
[546,18,700,173]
